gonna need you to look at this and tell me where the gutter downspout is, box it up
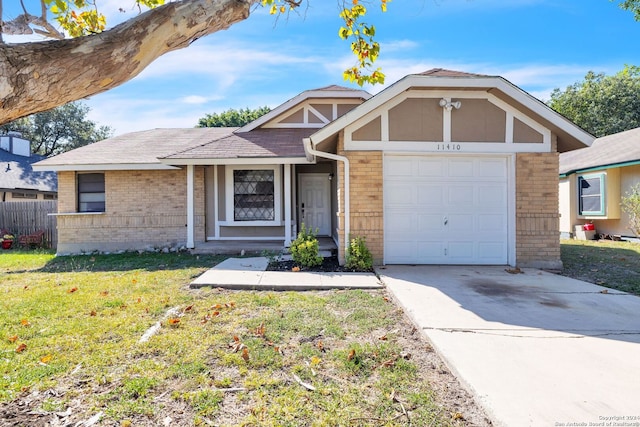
[303,138,350,259]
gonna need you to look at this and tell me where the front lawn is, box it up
[561,239,640,295]
[0,250,483,426]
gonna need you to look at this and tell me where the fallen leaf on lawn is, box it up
[89,310,97,317]
[379,334,388,341]
[132,279,137,284]
[23,286,28,290]
[67,287,78,293]
[241,348,250,362]
[16,343,27,353]
[317,340,325,352]
[8,335,18,343]
[213,304,223,310]
[292,266,300,272]
[136,297,141,304]
[212,311,220,317]
[229,301,236,307]
[167,318,180,326]
[255,322,265,337]
[20,319,30,327]
[381,358,396,368]
[233,335,240,342]
[383,296,390,302]
[452,412,464,420]
[39,354,52,365]
[310,356,321,366]
[100,291,109,296]
[184,305,193,312]
[347,349,356,361]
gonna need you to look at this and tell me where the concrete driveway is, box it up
[379,266,640,427]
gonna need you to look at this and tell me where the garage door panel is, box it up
[448,159,474,178]
[418,214,445,232]
[478,185,507,207]
[385,155,509,265]
[477,158,508,178]
[447,186,474,205]
[417,159,445,177]
[478,214,507,232]
[417,184,445,204]
[386,212,416,233]
[385,185,414,205]
[386,158,414,177]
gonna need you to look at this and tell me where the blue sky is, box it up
[6,0,640,135]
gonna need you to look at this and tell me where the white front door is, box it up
[384,155,509,265]
[299,173,331,236]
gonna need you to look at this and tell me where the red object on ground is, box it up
[583,223,595,231]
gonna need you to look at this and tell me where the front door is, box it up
[299,173,331,236]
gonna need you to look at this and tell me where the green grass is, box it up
[0,250,462,426]
[561,239,640,295]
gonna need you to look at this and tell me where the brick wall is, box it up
[56,168,205,253]
[337,133,384,264]
[515,152,562,269]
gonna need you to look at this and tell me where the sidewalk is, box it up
[190,257,383,291]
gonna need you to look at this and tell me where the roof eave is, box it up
[32,163,181,172]
[158,157,311,165]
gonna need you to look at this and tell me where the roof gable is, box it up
[238,86,371,132]
[309,71,594,153]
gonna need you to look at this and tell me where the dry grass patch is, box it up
[0,251,489,426]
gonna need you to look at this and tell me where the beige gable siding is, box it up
[352,116,381,141]
[265,99,365,128]
[451,99,506,142]
[389,98,443,141]
[56,168,205,254]
[514,118,544,143]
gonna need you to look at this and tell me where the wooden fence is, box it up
[0,201,57,249]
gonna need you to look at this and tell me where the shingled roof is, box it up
[0,149,57,193]
[560,127,640,175]
[416,68,492,78]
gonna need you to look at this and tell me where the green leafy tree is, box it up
[616,0,640,20]
[547,66,640,137]
[197,107,271,128]
[0,102,113,157]
[0,0,390,126]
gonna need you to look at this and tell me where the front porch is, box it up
[190,237,338,256]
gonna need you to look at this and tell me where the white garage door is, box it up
[384,155,509,265]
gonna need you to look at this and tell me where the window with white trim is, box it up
[225,166,281,225]
[578,174,605,216]
[78,173,105,212]
[233,169,275,221]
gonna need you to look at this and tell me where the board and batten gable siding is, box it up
[55,169,206,253]
[333,88,561,268]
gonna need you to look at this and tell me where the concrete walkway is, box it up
[379,265,640,427]
[190,257,383,290]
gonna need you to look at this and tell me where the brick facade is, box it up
[56,168,205,254]
[515,152,562,269]
[336,134,384,264]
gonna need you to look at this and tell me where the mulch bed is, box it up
[266,256,373,273]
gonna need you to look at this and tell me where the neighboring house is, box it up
[0,132,58,202]
[34,69,593,268]
[559,127,640,238]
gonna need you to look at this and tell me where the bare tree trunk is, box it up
[0,0,257,125]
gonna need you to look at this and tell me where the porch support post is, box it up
[186,164,195,249]
[284,164,292,246]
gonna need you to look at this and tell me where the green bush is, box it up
[345,236,373,271]
[621,183,640,237]
[289,224,323,268]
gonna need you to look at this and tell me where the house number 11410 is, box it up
[437,144,462,151]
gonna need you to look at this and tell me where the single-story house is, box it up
[34,69,593,268]
[1,133,58,202]
[559,127,640,238]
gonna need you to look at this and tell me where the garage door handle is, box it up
[444,217,448,226]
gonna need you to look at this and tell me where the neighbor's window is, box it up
[233,170,275,221]
[578,174,605,216]
[78,173,105,212]
[12,192,37,199]
[44,194,57,200]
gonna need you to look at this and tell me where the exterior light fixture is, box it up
[439,98,462,111]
